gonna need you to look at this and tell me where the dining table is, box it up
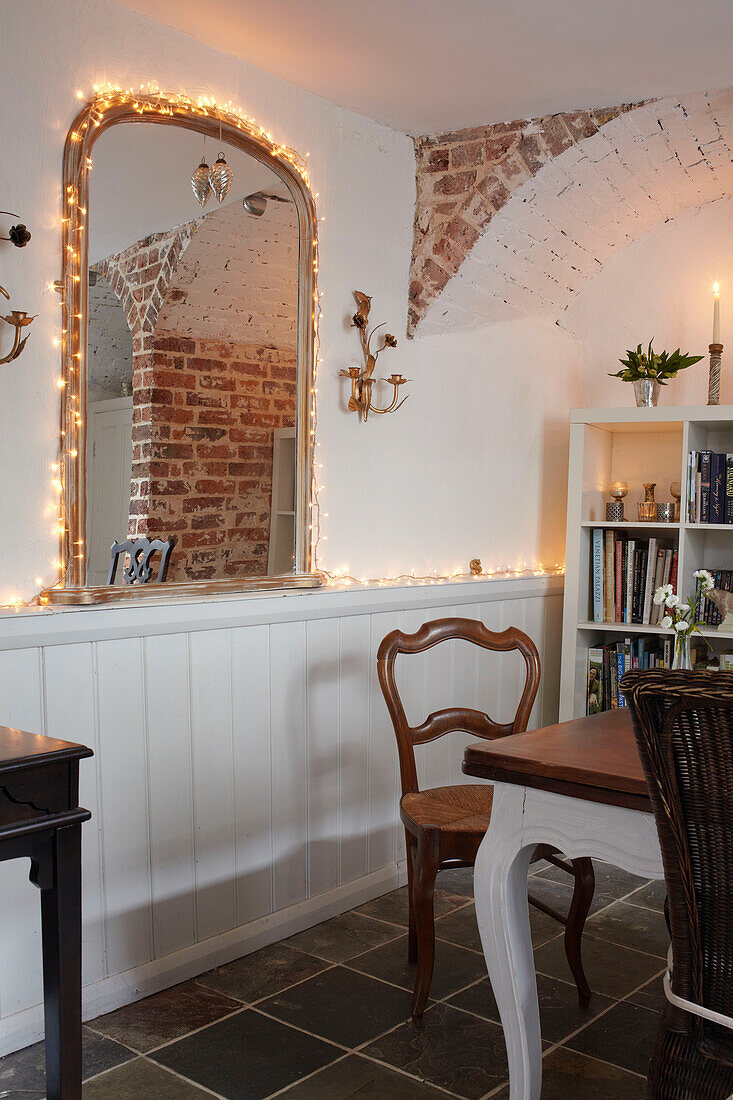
[462,707,665,1100]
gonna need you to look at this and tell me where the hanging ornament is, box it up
[191,158,212,207]
[209,152,233,203]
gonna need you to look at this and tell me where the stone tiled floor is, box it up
[0,861,669,1099]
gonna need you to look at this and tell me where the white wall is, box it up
[566,194,733,409]
[87,274,133,400]
[0,0,584,604]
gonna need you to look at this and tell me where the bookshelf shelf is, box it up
[560,405,733,720]
[579,521,680,531]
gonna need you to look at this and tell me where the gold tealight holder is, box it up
[606,481,628,522]
[637,482,657,522]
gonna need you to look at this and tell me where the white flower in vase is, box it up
[674,620,689,633]
[666,593,680,608]
[660,615,673,629]
[693,569,715,590]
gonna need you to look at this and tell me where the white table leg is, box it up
[473,781,664,1100]
[474,784,541,1100]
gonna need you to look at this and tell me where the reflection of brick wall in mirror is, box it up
[93,196,298,580]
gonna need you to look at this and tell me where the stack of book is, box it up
[591,530,677,624]
[586,637,733,713]
[586,637,673,714]
[687,451,733,523]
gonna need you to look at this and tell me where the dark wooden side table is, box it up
[0,725,93,1100]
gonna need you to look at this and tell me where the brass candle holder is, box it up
[0,287,34,365]
[340,291,409,422]
[606,481,628,522]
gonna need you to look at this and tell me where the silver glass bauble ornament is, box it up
[209,152,233,203]
[191,159,212,207]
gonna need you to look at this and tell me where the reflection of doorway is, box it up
[86,398,133,586]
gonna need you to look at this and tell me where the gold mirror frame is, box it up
[49,88,321,604]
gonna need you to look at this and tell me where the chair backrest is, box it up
[377,617,540,796]
[107,536,176,585]
[622,668,733,1061]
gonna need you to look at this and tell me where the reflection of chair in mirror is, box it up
[107,537,176,586]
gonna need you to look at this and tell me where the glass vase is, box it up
[672,632,692,670]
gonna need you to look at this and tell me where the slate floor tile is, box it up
[0,1027,134,1097]
[534,931,663,1000]
[449,972,614,1045]
[494,1046,646,1099]
[284,911,401,963]
[259,966,411,1048]
[196,942,329,1003]
[152,1008,341,1099]
[627,879,668,913]
[82,1056,210,1097]
[435,865,473,896]
[434,902,482,953]
[88,979,241,1052]
[629,971,666,1012]
[356,886,469,927]
[567,1000,660,1076]
[348,932,486,1000]
[278,1052,450,1097]
[363,1001,508,1100]
[527,872,612,916]
[536,860,648,900]
[586,900,670,959]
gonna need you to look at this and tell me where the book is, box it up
[592,529,603,623]
[711,452,726,523]
[670,549,678,595]
[587,648,603,715]
[650,546,667,624]
[700,450,712,522]
[604,530,614,622]
[727,454,733,524]
[642,537,658,624]
[614,537,623,622]
[625,539,635,623]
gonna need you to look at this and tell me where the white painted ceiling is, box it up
[89,121,291,262]
[115,0,733,134]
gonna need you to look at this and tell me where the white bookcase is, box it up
[559,405,733,721]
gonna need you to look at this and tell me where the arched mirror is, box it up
[49,89,320,603]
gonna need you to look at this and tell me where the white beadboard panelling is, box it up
[337,614,371,886]
[0,649,44,1017]
[269,620,308,911]
[305,617,340,899]
[367,611,400,874]
[143,633,196,959]
[230,624,273,926]
[43,643,106,987]
[95,637,152,976]
[188,630,237,942]
[0,577,563,1054]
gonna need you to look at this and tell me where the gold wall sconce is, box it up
[0,287,35,364]
[340,291,408,422]
[0,212,34,365]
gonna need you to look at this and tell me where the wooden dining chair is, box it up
[377,617,595,1021]
[622,668,733,1099]
[107,536,176,585]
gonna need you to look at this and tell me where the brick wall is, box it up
[410,105,636,332]
[130,333,296,580]
[95,196,299,579]
[410,90,733,335]
[87,272,134,401]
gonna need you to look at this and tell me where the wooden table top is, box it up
[463,709,652,812]
[0,725,93,777]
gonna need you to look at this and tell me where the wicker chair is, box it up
[621,669,733,1099]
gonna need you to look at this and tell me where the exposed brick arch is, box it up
[410,88,733,336]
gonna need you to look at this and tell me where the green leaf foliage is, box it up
[608,340,704,383]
